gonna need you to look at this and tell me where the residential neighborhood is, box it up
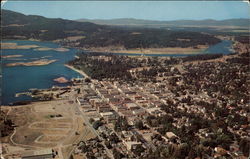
[67,39,249,158]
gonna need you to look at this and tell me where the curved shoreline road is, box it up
[64,64,89,78]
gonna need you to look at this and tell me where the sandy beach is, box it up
[64,64,89,78]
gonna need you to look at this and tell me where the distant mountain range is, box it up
[76,18,250,28]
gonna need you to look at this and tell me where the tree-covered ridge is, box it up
[2,9,221,49]
[76,28,221,49]
[2,10,104,41]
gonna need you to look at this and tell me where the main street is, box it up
[67,87,114,159]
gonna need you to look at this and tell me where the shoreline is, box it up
[64,64,89,78]
[3,38,233,56]
[82,46,208,55]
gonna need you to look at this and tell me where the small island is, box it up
[2,43,70,52]
[1,42,40,49]
[1,55,23,58]
[34,47,53,51]
[54,48,70,52]
[6,59,57,67]
[34,47,70,52]
[53,77,69,83]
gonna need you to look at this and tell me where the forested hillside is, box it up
[2,9,221,49]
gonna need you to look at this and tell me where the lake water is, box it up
[1,40,82,105]
[1,40,234,105]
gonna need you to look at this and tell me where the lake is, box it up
[1,40,83,105]
[1,40,234,105]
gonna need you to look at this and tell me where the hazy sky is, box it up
[2,1,250,21]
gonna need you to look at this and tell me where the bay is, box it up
[1,40,234,105]
[1,40,82,105]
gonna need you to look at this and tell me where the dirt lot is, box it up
[1,99,95,158]
[7,100,74,148]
